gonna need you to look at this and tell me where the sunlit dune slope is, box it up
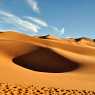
[0,31,95,90]
[38,35,59,40]
[62,37,95,47]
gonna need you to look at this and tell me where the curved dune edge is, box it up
[0,83,95,95]
[13,46,80,73]
[0,32,95,90]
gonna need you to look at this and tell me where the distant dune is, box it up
[0,31,95,94]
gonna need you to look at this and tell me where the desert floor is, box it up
[0,32,95,94]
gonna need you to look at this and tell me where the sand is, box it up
[0,31,95,94]
[0,83,95,95]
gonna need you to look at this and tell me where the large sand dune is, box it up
[0,31,95,94]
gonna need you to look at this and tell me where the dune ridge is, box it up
[0,31,95,93]
[13,46,80,73]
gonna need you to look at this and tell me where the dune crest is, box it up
[13,47,80,73]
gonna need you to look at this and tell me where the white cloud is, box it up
[24,16,65,35]
[0,29,16,32]
[50,26,59,32]
[0,11,41,32]
[49,26,65,35]
[27,0,40,13]
[25,16,48,27]
[24,16,65,36]
[0,10,65,36]
[60,27,64,35]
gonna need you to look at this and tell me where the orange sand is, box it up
[0,31,95,94]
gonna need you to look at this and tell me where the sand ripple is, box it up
[0,83,95,95]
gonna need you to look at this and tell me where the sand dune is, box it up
[0,31,95,94]
[38,35,59,40]
[13,46,79,73]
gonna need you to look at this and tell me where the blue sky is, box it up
[0,0,95,38]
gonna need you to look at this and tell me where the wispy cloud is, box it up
[60,27,65,35]
[0,10,65,36]
[25,16,48,27]
[24,16,65,35]
[49,26,65,36]
[26,0,65,36]
[27,0,40,13]
[0,11,41,32]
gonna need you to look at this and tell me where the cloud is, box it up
[24,16,65,35]
[0,11,41,32]
[49,26,65,35]
[60,27,64,35]
[0,29,16,32]
[0,10,65,36]
[24,16,65,36]
[27,0,40,13]
[25,16,48,27]
[50,26,59,32]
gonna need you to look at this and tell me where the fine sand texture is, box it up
[0,32,95,94]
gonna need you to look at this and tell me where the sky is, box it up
[0,0,95,38]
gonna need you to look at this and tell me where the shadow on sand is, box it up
[13,47,80,73]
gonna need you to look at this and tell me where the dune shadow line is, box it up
[13,47,80,73]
